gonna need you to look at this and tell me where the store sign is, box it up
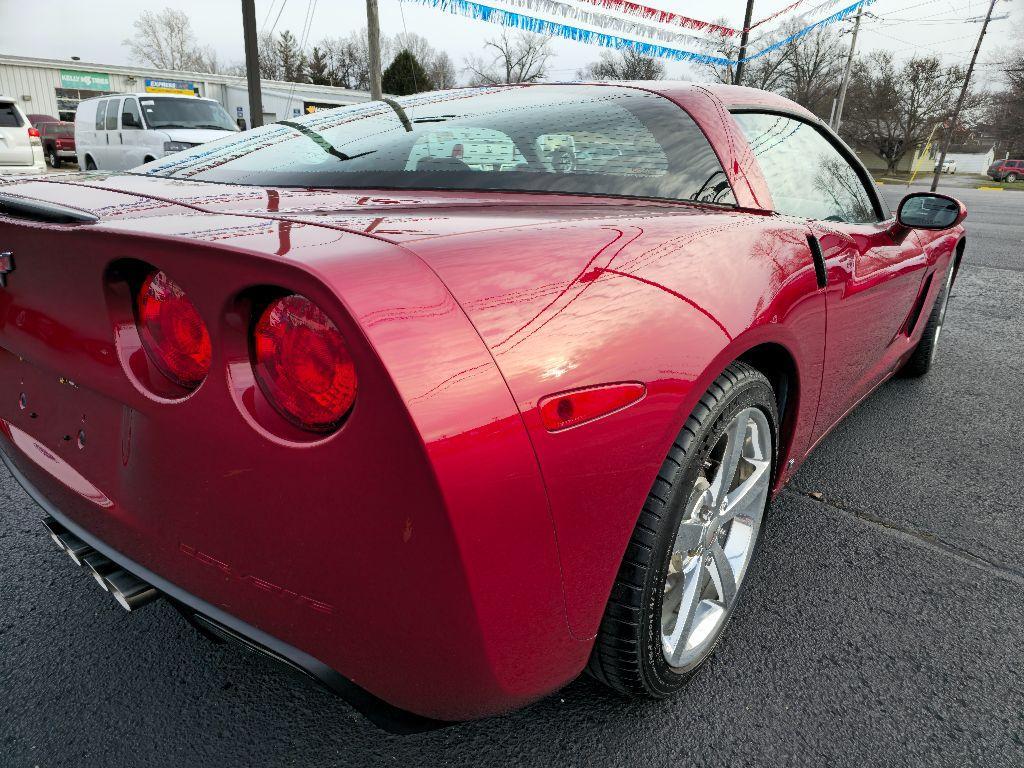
[144,79,198,96]
[59,70,111,91]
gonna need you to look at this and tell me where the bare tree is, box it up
[698,18,791,91]
[843,52,978,172]
[427,52,458,89]
[782,24,845,119]
[464,31,553,85]
[577,48,665,80]
[122,8,220,72]
[258,30,282,80]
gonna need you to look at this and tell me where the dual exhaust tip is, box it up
[42,517,159,612]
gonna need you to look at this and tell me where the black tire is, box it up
[587,361,778,697]
[901,259,956,378]
[1007,173,1019,183]
[47,148,60,168]
[84,157,97,170]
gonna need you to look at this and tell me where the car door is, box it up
[731,111,929,442]
[119,97,148,168]
[90,98,110,168]
[104,96,125,170]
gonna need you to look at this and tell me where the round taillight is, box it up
[252,294,356,432]
[135,270,211,389]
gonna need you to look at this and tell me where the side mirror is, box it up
[897,192,966,230]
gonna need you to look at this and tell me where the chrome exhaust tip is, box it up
[105,569,159,612]
[81,551,118,592]
[41,516,69,551]
[47,527,94,566]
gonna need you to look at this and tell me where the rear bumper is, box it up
[3,447,444,733]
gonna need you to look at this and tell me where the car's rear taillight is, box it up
[55,139,63,149]
[27,127,39,138]
[252,294,356,432]
[135,271,211,389]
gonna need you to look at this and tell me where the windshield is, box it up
[139,97,238,131]
[136,85,735,205]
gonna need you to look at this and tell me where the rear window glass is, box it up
[43,123,74,137]
[95,100,107,130]
[106,98,120,130]
[137,85,736,205]
[0,103,23,128]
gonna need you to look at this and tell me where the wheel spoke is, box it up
[709,412,749,512]
[709,543,737,607]
[665,558,706,653]
[721,459,770,521]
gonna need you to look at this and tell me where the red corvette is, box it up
[0,83,965,730]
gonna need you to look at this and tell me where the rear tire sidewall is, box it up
[1008,173,1018,183]
[637,375,777,695]
[48,149,59,168]
[85,157,96,170]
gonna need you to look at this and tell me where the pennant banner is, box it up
[404,0,872,65]
[570,0,736,36]
[494,0,728,47]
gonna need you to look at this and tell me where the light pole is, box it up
[929,0,999,192]
[831,7,864,133]
[734,0,756,86]
[241,0,264,128]
[366,0,383,100]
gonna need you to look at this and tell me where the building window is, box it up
[55,88,114,122]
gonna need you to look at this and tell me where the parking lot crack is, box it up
[785,486,1024,588]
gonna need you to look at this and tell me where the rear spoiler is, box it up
[0,191,99,224]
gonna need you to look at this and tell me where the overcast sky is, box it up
[1,0,1020,86]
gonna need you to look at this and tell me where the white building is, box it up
[0,54,373,128]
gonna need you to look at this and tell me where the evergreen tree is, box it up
[382,49,431,96]
[307,45,330,85]
[277,30,306,82]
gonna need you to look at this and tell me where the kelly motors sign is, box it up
[59,70,111,91]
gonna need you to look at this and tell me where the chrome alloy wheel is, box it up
[660,407,773,672]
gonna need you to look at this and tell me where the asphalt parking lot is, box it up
[1,185,1022,767]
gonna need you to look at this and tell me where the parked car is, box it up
[0,96,46,174]
[74,93,238,171]
[987,158,1023,182]
[39,121,76,168]
[935,158,956,174]
[0,83,966,731]
[26,114,59,128]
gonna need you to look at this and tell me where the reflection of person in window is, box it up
[451,143,464,160]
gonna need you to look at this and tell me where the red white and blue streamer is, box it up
[403,0,874,65]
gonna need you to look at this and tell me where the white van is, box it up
[0,96,46,175]
[74,94,239,171]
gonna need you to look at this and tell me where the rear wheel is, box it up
[46,148,60,168]
[901,259,955,378]
[588,362,777,696]
[84,157,97,170]
[1007,172,1019,183]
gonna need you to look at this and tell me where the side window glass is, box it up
[123,99,143,129]
[94,100,107,130]
[732,112,878,223]
[106,98,121,130]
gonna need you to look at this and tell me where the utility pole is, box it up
[930,0,997,192]
[831,7,862,133]
[733,0,756,86]
[241,0,263,128]
[366,0,383,100]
